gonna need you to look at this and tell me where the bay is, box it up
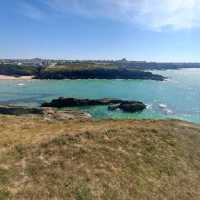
[0,68,199,123]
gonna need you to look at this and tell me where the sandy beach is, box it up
[0,75,33,80]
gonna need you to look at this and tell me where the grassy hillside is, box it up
[38,64,164,80]
[46,63,117,71]
[0,63,165,80]
[0,116,200,199]
[0,64,39,76]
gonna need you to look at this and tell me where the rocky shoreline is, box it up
[0,98,146,119]
[36,68,165,81]
[0,64,165,81]
[0,105,91,120]
[41,97,146,113]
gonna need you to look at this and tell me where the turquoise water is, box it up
[0,68,200,123]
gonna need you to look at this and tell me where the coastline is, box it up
[0,63,165,81]
[0,75,33,80]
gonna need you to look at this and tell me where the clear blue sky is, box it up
[1,0,200,62]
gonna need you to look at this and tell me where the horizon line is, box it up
[1,57,200,64]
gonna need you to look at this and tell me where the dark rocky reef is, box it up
[41,97,146,113]
[108,102,146,113]
[42,97,128,108]
[37,68,165,81]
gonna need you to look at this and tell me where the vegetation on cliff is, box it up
[0,116,199,200]
[37,64,164,80]
[0,63,165,80]
[0,64,38,76]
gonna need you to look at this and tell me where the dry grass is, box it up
[45,63,116,72]
[0,116,200,200]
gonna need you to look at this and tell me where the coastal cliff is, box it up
[37,67,165,80]
[0,64,38,76]
[0,64,165,80]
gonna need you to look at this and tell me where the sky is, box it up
[1,0,200,62]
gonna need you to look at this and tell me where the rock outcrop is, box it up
[108,102,146,113]
[42,107,91,120]
[41,97,146,113]
[0,63,166,81]
[0,105,43,115]
[0,105,91,120]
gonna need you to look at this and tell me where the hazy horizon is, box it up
[2,57,200,64]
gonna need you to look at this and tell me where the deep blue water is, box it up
[0,68,199,123]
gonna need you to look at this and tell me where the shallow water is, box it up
[0,68,199,123]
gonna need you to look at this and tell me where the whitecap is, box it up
[159,104,167,109]
[17,83,25,86]
[146,104,152,109]
[164,109,173,115]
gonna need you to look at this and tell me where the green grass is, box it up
[44,63,118,72]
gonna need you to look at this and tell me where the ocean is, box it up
[0,68,199,123]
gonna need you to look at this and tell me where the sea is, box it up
[0,68,199,123]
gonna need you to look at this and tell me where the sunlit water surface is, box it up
[0,68,199,123]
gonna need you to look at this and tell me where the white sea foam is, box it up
[159,104,167,109]
[146,104,152,109]
[164,109,173,115]
[17,83,25,86]
[158,103,174,115]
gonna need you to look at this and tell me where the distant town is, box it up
[0,58,148,68]
[1,58,200,70]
